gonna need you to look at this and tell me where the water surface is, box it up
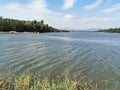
[0,32,120,89]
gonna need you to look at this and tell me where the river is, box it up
[0,32,120,89]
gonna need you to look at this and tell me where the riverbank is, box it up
[0,31,40,34]
[0,31,69,34]
[0,73,94,90]
[0,32,10,34]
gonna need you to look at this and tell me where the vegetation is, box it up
[0,17,68,33]
[0,73,97,90]
[97,28,120,33]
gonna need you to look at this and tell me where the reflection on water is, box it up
[0,32,120,89]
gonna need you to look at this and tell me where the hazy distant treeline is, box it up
[0,17,68,33]
[97,28,120,33]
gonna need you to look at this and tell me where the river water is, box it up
[0,32,120,89]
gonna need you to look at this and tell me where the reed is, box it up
[0,73,96,90]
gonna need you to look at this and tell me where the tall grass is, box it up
[0,73,95,90]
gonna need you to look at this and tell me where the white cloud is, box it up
[84,0,103,11]
[63,0,77,9]
[101,3,120,14]
[65,14,75,18]
[1,0,49,19]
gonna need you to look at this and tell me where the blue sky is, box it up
[0,0,120,30]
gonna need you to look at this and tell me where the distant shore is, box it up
[96,28,120,33]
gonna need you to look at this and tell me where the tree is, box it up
[0,17,68,33]
[41,20,44,24]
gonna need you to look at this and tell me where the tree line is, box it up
[0,17,68,33]
[97,28,120,33]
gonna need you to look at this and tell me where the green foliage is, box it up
[0,73,94,90]
[0,17,68,33]
[97,28,120,33]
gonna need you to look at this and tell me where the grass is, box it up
[0,73,96,90]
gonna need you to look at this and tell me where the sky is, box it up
[0,0,120,30]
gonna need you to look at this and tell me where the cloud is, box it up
[1,0,49,19]
[0,0,115,30]
[101,3,120,14]
[65,14,75,18]
[84,0,103,11]
[0,0,76,29]
[63,0,77,9]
